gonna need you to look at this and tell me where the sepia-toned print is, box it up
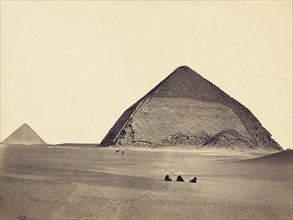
[1,1,292,220]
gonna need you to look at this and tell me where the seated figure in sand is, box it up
[165,175,172,181]
[176,175,185,182]
[189,177,197,183]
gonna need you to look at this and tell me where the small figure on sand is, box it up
[189,177,197,183]
[176,175,185,182]
[165,175,172,181]
[115,150,125,154]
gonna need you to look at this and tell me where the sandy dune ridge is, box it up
[0,144,292,219]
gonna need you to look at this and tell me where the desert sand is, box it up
[0,144,292,220]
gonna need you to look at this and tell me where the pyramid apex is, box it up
[170,66,200,78]
[174,65,194,72]
[177,65,192,69]
[18,123,32,130]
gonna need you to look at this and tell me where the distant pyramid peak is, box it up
[2,123,46,145]
[21,123,30,128]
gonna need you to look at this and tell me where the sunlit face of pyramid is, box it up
[101,66,280,151]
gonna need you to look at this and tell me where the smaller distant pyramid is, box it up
[1,123,46,145]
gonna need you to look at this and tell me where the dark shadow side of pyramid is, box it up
[101,66,281,151]
[1,123,47,145]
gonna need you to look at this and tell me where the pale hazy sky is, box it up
[1,1,292,148]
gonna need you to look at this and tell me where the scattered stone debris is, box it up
[203,130,250,147]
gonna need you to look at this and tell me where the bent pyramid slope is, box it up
[101,66,281,150]
[2,123,46,145]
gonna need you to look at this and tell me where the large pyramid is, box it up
[101,66,281,150]
[2,123,46,145]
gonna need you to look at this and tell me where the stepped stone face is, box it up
[101,66,281,150]
[2,123,46,145]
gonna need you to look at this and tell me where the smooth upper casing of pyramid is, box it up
[2,123,46,145]
[101,66,281,150]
